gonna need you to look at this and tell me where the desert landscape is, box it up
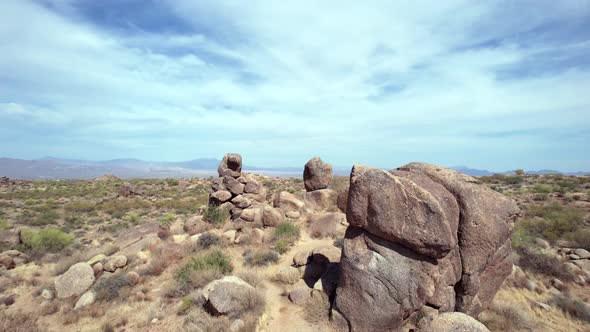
[0,154,589,332]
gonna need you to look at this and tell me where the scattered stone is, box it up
[293,250,311,267]
[572,259,590,273]
[202,276,254,316]
[535,238,550,249]
[564,262,582,275]
[210,190,232,205]
[0,254,15,270]
[303,157,333,191]
[574,248,590,259]
[184,216,203,235]
[231,195,252,209]
[240,207,262,223]
[41,289,54,300]
[531,300,551,311]
[93,262,104,277]
[417,312,490,332]
[568,254,581,260]
[289,287,311,305]
[273,191,304,213]
[127,271,140,285]
[230,319,245,332]
[552,278,565,291]
[119,183,142,197]
[262,205,284,227]
[286,211,301,219]
[525,280,537,292]
[87,254,106,266]
[218,153,243,178]
[103,255,128,272]
[74,291,96,310]
[275,266,300,284]
[55,262,95,299]
[223,176,245,195]
[223,230,237,242]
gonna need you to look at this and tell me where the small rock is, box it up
[151,318,159,324]
[564,262,582,275]
[531,300,551,311]
[525,280,537,292]
[173,234,189,243]
[292,250,311,267]
[223,230,237,242]
[210,190,232,205]
[552,278,565,291]
[127,271,140,285]
[230,319,245,332]
[41,289,54,300]
[534,238,550,249]
[93,262,104,277]
[103,255,128,272]
[575,275,586,285]
[286,211,301,219]
[87,254,106,266]
[289,287,311,305]
[568,254,581,260]
[74,291,96,310]
[0,254,15,270]
[574,248,590,259]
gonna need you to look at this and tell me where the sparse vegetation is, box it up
[243,248,280,267]
[203,205,229,225]
[176,250,233,286]
[20,228,74,253]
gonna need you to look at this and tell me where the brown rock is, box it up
[240,207,263,223]
[262,205,284,227]
[218,153,242,178]
[304,157,333,191]
[223,176,245,196]
[231,195,252,209]
[209,190,232,205]
[348,165,459,258]
[289,287,311,305]
[417,312,490,332]
[55,263,95,299]
[0,254,15,270]
[273,191,304,213]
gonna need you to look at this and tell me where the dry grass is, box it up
[0,311,41,332]
[303,290,331,325]
[480,287,590,332]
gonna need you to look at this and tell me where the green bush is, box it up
[243,249,279,267]
[274,239,290,254]
[196,232,220,249]
[64,200,95,213]
[274,222,300,241]
[0,218,9,231]
[159,213,176,228]
[203,205,229,225]
[531,184,553,193]
[512,203,587,248]
[32,210,60,226]
[21,228,74,252]
[176,250,233,286]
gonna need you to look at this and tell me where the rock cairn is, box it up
[332,163,520,332]
[302,157,337,212]
[209,153,282,227]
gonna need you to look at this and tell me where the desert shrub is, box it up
[182,308,231,332]
[565,229,590,250]
[532,184,554,193]
[0,218,9,231]
[203,205,229,225]
[40,302,60,316]
[515,247,573,281]
[0,311,41,332]
[64,200,96,213]
[189,269,223,289]
[102,323,114,332]
[274,222,300,241]
[155,198,203,215]
[176,250,233,286]
[551,293,590,323]
[512,203,586,248]
[236,271,264,288]
[94,273,132,301]
[141,257,168,276]
[480,301,537,331]
[177,296,193,315]
[303,291,331,325]
[197,232,220,249]
[21,228,74,252]
[243,249,279,267]
[123,212,141,224]
[502,175,524,185]
[159,213,176,228]
[532,193,548,201]
[274,239,291,254]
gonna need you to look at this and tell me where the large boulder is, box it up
[262,206,284,227]
[209,190,232,205]
[223,176,245,196]
[417,312,490,332]
[54,262,95,299]
[273,191,304,213]
[304,157,333,191]
[218,153,242,178]
[202,276,255,316]
[333,163,519,331]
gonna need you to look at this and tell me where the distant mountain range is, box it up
[0,157,587,180]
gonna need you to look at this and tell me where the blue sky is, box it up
[1,0,589,171]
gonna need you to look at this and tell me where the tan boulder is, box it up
[304,157,333,191]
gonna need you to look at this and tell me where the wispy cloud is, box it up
[0,0,589,171]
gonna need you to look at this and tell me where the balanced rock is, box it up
[218,153,242,178]
[333,163,519,331]
[304,157,333,191]
[55,262,95,299]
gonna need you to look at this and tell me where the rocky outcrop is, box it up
[333,163,519,331]
[304,157,333,191]
[202,276,255,316]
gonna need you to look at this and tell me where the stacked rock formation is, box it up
[302,157,338,211]
[332,163,520,332]
[209,153,281,227]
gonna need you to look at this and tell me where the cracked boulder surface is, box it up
[333,163,520,332]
